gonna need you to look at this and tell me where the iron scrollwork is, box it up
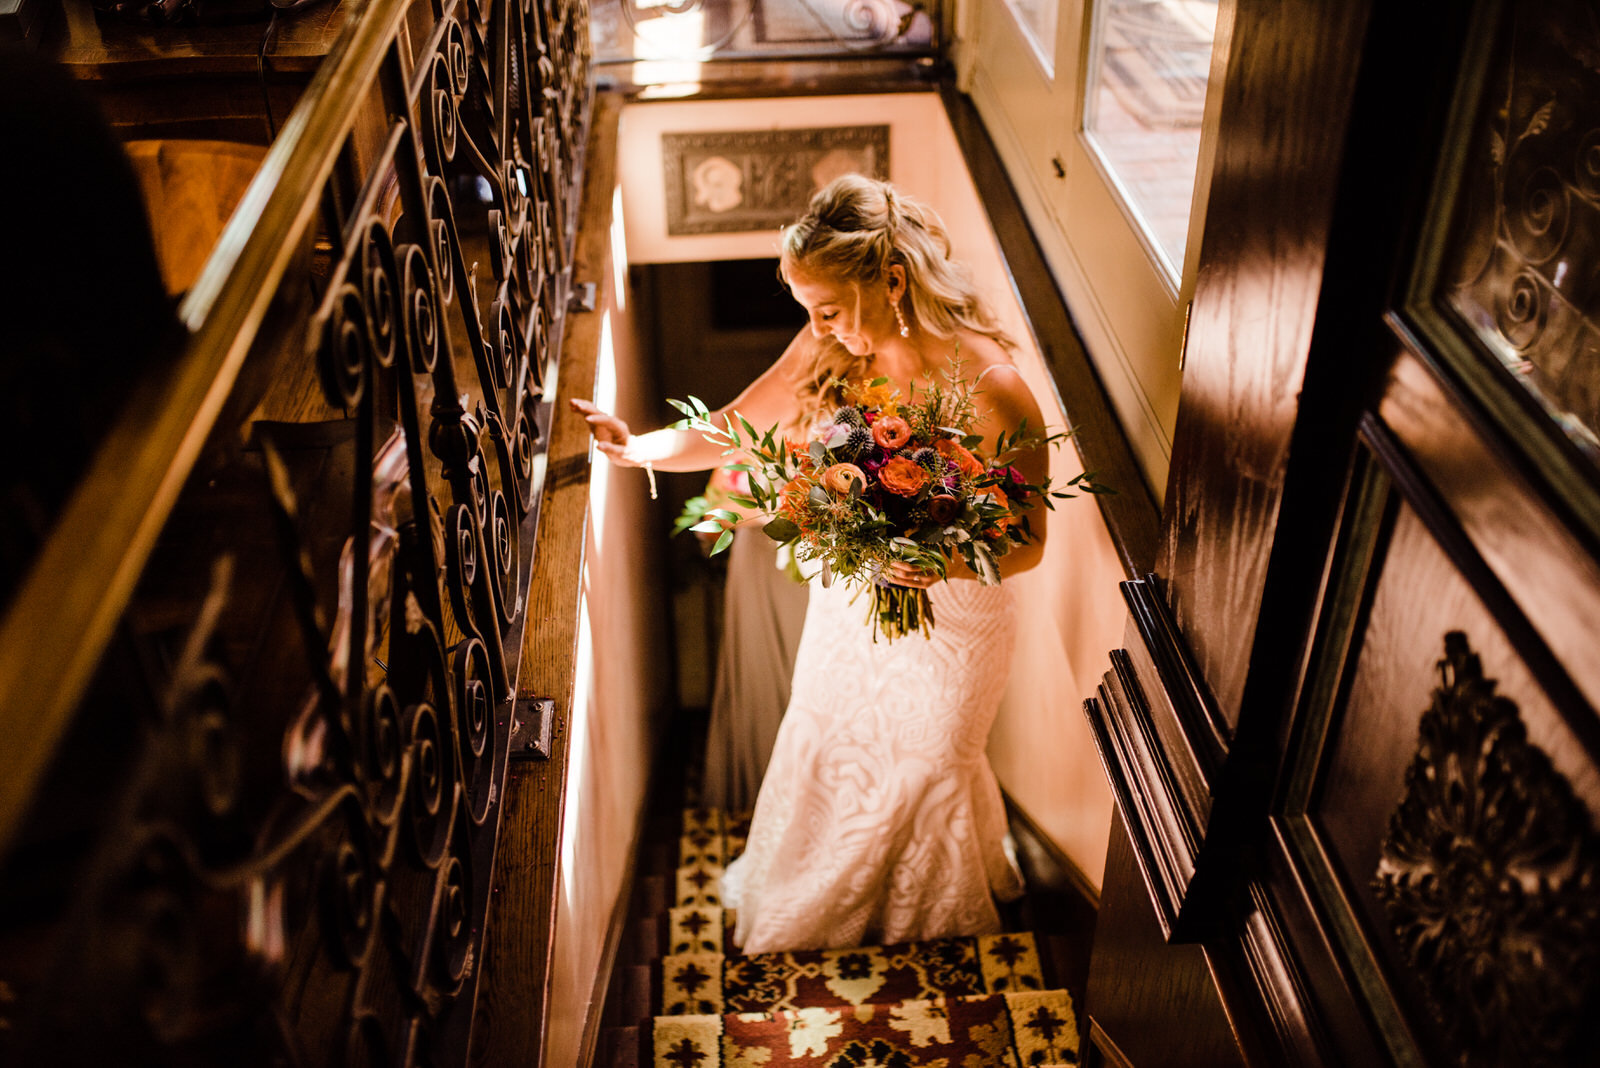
[1439,0,1600,459]
[1373,631,1600,1067]
[591,0,936,64]
[0,0,591,1064]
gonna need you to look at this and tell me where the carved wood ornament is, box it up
[1373,631,1600,1067]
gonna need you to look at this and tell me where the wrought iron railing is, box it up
[590,0,941,69]
[0,0,591,1063]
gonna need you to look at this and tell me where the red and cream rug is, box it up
[634,809,1080,1067]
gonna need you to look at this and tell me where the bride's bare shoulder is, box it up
[952,331,1014,376]
[953,334,1032,404]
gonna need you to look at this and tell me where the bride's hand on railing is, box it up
[569,398,637,466]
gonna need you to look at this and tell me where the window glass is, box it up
[1083,0,1219,277]
[1004,0,1059,75]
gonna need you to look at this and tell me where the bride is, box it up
[571,174,1048,954]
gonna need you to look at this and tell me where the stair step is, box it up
[622,963,654,1029]
[647,989,1080,1067]
[630,915,661,964]
[664,906,731,956]
[674,862,726,908]
[651,931,1049,1017]
[637,873,670,920]
[597,1025,640,1068]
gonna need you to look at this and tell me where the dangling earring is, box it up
[893,299,910,339]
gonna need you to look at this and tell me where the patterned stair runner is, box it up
[613,808,1082,1067]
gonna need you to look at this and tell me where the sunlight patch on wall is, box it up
[611,184,629,313]
[561,589,596,917]
[629,10,703,95]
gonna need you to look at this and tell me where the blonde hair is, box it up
[779,175,1010,420]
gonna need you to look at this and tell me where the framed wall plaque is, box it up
[661,125,889,236]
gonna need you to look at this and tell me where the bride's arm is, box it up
[964,361,1050,579]
[569,327,813,472]
[884,355,1051,586]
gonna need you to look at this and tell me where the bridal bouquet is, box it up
[672,367,1109,641]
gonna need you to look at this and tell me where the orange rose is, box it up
[927,494,960,524]
[935,438,983,477]
[821,463,867,496]
[871,415,912,450]
[878,456,929,497]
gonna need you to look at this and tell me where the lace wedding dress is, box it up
[721,575,1025,954]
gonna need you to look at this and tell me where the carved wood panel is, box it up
[1271,416,1600,1067]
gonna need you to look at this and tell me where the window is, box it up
[1004,0,1059,76]
[1082,0,1220,277]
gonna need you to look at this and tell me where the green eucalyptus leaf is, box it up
[763,516,801,542]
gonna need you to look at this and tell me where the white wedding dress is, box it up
[721,575,1025,954]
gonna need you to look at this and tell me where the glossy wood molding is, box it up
[1157,0,1377,727]
[1083,576,1223,939]
[470,91,620,1068]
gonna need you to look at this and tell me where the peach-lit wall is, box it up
[543,187,671,1068]
[920,102,1123,893]
[616,93,1123,890]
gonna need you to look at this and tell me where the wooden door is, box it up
[1083,0,1600,1064]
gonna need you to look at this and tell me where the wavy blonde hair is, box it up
[779,175,1011,421]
